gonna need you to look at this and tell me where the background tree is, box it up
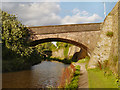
[1,10,33,57]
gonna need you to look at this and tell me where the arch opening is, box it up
[30,38,91,59]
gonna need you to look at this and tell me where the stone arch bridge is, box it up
[28,23,102,57]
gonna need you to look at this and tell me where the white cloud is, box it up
[62,13,102,24]
[62,8,102,24]
[2,2,61,26]
[2,2,102,26]
[72,8,89,16]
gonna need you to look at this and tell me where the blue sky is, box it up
[59,2,116,20]
[2,2,117,26]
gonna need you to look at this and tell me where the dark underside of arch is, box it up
[30,38,91,54]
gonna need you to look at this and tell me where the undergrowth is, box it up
[65,65,81,89]
[77,56,90,63]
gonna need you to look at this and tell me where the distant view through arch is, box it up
[30,38,91,60]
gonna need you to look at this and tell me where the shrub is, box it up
[1,10,31,56]
[74,70,80,76]
[77,56,90,63]
[106,31,113,37]
[75,65,80,70]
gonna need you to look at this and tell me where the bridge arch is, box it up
[30,37,91,58]
[29,23,101,57]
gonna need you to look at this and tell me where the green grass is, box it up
[87,68,118,88]
[65,65,80,89]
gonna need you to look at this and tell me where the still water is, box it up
[2,61,69,88]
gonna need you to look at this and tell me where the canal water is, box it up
[2,61,69,88]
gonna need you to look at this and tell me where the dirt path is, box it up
[75,63,89,88]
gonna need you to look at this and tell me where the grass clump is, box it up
[106,31,113,37]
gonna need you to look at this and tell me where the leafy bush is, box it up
[1,10,31,56]
[1,10,44,72]
[75,65,80,70]
[74,70,80,76]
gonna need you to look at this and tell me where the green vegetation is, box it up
[46,57,72,64]
[64,46,69,58]
[35,42,57,53]
[65,65,80,89]
[87,68,119,88]
[2,10,30,56]
[77,56,90,63]
[1,10,44,72]
[56,42,72,49]
[56,42,73,59]
[36,42,74,64]
[106,31,113,37]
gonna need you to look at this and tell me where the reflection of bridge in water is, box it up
[28,23,102,59]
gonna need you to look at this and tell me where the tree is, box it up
[1,10,32,57]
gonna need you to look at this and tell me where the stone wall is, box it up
[29,23,101,34]
[52,46,80,59]
[29,23,101,54]
[30,31,101,54]
[108,2,118,73]
[88,2,119,73]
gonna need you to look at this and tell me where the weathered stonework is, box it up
[52,46,80,59]
[28,23,101,54]
[88,16,113,68]
[88,1,119,72]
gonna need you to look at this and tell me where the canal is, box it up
[2,61,69,88]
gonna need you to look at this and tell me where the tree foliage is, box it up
[1,10,33,57]
[1,10,44,72]
[35,42,57,53]
[56,42,72,49]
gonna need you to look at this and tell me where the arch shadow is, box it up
[30,38,91,54]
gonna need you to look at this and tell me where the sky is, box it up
[1,1,117,26]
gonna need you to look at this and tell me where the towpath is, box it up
[75,63,89,88]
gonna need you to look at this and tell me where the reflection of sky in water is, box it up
[3,61,69,88]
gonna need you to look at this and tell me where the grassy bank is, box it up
[65,65,81,89]
[87,68,119,88]
[75,56,119,88]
